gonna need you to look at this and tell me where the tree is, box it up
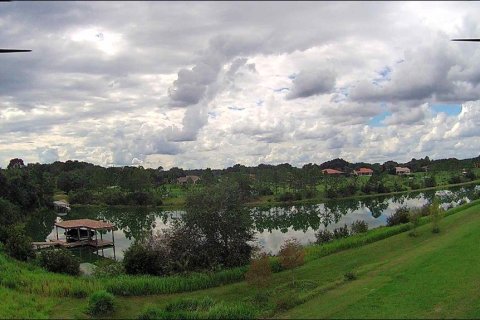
[245,253,272,289]
[0,197,22,242]
[278,238,305,286]
[184,181,255,269]
[5,225,35,261]
[7,158,25,170]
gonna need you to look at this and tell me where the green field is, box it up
[1,201,480,318]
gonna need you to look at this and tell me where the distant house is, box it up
[322,169,344,175]
[395,167,411,175]
[354,168,373,176]
[177,175,201,185]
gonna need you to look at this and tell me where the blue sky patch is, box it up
[273,87,290,92]
[431,104,461,116]
[368,111,392,127]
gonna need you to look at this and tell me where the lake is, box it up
[26,184,480,262]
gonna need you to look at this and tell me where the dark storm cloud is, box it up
[286,68,336,100]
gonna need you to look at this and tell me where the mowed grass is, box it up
[280,203,480,319]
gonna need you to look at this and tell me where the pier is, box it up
[32,218,117,259]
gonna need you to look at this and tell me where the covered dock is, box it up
[33,219,117,258]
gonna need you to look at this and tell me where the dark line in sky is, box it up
[451,39,480,42]
[0,49,32,53]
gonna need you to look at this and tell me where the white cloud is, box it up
[1,2,480,168]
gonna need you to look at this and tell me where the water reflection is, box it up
[26,184,479,260]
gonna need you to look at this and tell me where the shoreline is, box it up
[70,179,480,210]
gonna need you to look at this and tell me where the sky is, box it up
[1,1,480,169]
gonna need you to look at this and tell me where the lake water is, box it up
[26,184,479,262]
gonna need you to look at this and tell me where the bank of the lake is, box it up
[66,178,480,210]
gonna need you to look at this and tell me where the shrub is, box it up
[315,229,333,244]
[39,248,80,275]
[245,253,272,288]
[4,226,34,261]
[408,211,421,237]
[430,199,441,233]
[278,238,305,286]
[275,192,302,202]
[274,292,301,312]
[126,191,154,206]
[424,176,436,188]
[68,189,94,204]
[386,206,410,226]
[344,271,357,281]
[333,224,350,239]
[350,220,368,234]
[87,290,115,316]
[123,242,168,276]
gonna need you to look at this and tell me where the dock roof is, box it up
[55,219,115,230]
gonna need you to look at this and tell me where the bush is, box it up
[386,206,410,226]
[68,189,94,204]
[408,211,421,237]
[39,248,80,275]
[275,192,302,202]
[344,271,357,281]
[274,292,301,312]
[278,238,305,286]
[315,229,333,244]
[350,220,368,234]
[126,191,154,206]
[333,224,350,239]
[87,290,115,316]
[4,226,34,261]
[123,242,168,276]
[245,253,272,288]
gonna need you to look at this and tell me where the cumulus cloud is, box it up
[1,2,480,168]
[286,68,336,100]
[37,147,59,164]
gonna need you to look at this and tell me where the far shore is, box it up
[69,179,480,210]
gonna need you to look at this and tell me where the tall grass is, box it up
[137,298,256,320]
[103,267,247,296]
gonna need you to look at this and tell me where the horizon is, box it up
[3,154,477,172]
[1,2,480,169]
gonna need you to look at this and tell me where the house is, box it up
[395,167,411,175]
[322,169,344,175]
[353,168,373,176]
[177,175,201,185]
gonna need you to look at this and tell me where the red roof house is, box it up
[354,168,373,176]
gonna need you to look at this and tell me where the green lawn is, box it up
[281,203,480,319]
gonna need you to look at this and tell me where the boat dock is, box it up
[32,239,114,250]
[32,218,117,258]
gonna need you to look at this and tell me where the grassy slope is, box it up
[281,203,480,319]
[54,203,480,318]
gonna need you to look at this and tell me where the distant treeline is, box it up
[0,155,479,207]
